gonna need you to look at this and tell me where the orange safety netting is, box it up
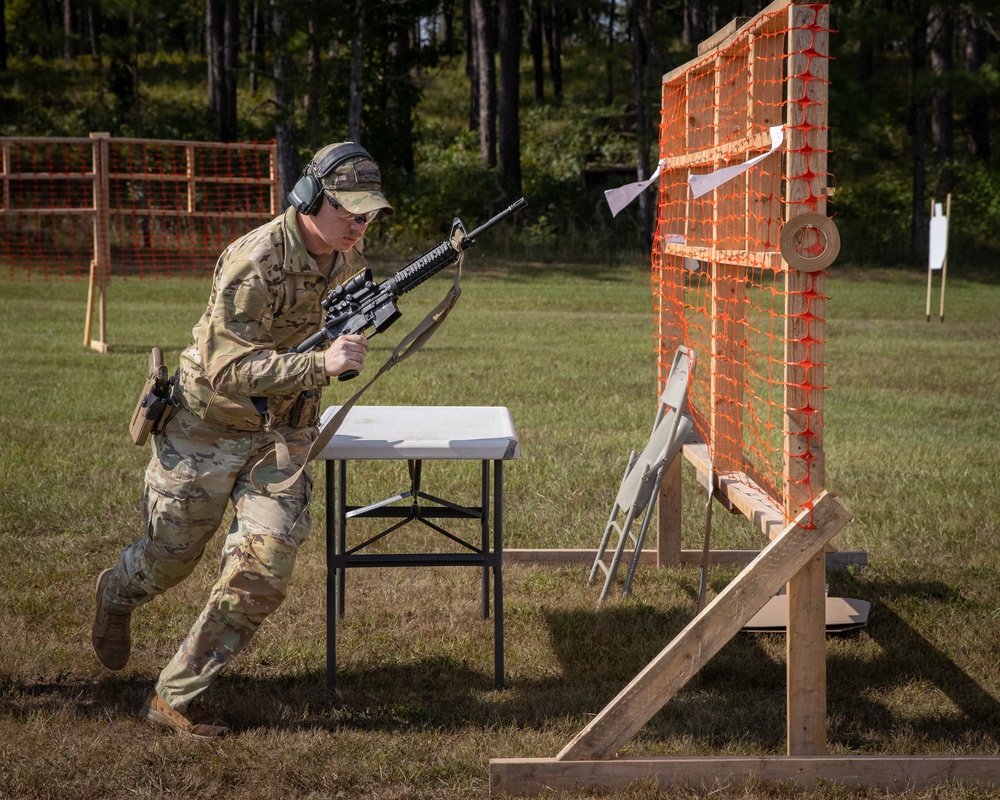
[652,3,832,524]
[1,137,278,281]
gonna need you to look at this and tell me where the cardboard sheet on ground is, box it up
[743,594,871,633]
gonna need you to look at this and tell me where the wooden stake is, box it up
[87,132,111,353]
[939,193,951,323]
[84,259,96,348]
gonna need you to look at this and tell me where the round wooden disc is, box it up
[779,213,841,272]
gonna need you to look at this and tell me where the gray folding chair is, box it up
[589,346,695,602]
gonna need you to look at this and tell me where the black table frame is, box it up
[324,456,504,689]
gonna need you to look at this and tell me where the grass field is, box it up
[1,259,999,799]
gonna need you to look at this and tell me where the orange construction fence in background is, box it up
[1,134,278,282]
[1,134,279,349]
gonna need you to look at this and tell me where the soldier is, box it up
[92,142,392,739]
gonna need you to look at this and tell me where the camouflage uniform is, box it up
[102,204,365,712]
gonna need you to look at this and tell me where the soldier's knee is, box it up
[217,533,299,623]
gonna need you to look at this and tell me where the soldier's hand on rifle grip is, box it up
[323,334,368,382]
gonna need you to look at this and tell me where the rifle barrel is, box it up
[465,197,527,243]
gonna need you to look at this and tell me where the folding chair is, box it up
[589,346,695,602]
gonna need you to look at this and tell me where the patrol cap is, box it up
[312,142,394,216]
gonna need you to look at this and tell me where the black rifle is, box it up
[290,197,527,380]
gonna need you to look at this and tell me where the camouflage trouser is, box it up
[104,406,314,712]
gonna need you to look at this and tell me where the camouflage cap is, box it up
[312,142,394,216]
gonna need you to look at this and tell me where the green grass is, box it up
[2,262,1000,799]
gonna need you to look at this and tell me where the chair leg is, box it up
[589,507,622,584]
[620,499,658,598]
[599,505,640,602]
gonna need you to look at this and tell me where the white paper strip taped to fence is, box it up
[604,158,667,217]
[688,126,784,199]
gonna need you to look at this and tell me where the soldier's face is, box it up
[310,197,370,253]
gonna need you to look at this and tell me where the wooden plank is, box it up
[782,4,832,756]
[499,548,866,569]
[655,456,682,567]
[665,128,773,170]
[490,756,1000,797]
[787,549,827,754]
[683,441,786,539]
[555,491,851,762]
[659,242,781,270]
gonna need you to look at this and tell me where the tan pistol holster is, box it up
[130,347,179,446]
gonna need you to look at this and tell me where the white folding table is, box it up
[315,405,519,690]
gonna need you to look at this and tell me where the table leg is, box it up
[326,461,337,690]
[494,459,505,690]
[337,459,347,619]
[481,459,490,619]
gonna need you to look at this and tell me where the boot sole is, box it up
[92,568,130,671]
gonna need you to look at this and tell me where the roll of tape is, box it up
[779,213,841,272]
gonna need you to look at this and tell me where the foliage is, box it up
[1,1,999,266]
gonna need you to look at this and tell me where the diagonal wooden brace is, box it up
[558,490,852,761]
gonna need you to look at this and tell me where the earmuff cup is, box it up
[288,173,326,215]
[287,142,374,216]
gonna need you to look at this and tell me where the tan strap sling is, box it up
[250,251,464,496]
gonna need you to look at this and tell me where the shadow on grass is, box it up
[825,571,1000,750]
[4,577,998,753]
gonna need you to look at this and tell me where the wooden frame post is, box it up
[84,132,111,353]
[782,2,831,756]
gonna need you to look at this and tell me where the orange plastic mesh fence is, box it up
[652,2,832,524]
[1,136,278,281]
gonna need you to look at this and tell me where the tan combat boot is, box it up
[91,568,132,670]
[139,692,231,739]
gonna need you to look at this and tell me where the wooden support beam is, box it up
[490,756,1000,797]
[501,548,866,570]
[554,491,850,762]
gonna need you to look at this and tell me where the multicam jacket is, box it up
[176,206,365,431]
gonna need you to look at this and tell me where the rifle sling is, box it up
[250,251,465,496]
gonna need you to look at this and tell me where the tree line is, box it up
[1,0,998,264]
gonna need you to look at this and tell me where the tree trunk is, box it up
[466,0,479,130]
[248,0,260,94]
[441,0,455,55]
[928,4,953,163]
[630,0,652,250]
[207,0,238,142]
[208,0,220,112]
[63,0,72,60]
[963,14,990,162]
[497,0,521,193]
[528,0,544,102]
[222,0,238,141]
[682,0,703,50]
[305,14,321,147]
[543,1,562,104]
[348,0,365,143]
[909,8,929,256]
[389,26,415,173]
[1,0,8,72]
[272,0,298,205]
[604,0,614,105]
[471,0,496,166]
